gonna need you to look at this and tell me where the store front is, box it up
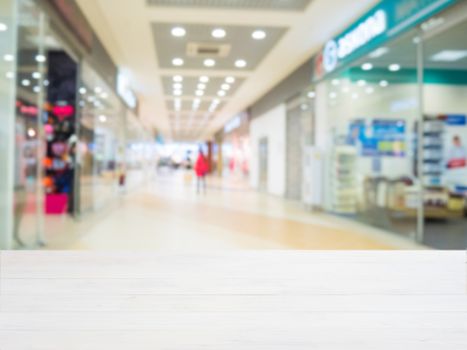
[0,0,142,249]
[220,112,251,181]
[313,0,467,248]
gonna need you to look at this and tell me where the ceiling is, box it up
[76,0,378,141]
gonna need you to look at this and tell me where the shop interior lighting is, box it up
[329,92,337,99]
[204,59,216,67]
[6,71,15,79]
[357,79,367,87]
[301,104,308,111]
[217,90,226,97]
[32,72,41,79]
[21,79,31,87]
[211,28,226,39]
[0,22,8,31]
[35,54,46,63]
[100,92,108,99]
[379,80,389,87]
[235,59,247,68]
[225,76,235,84]
[99,115,107,123]
[79,87,87,95]
[94,87,102,94]
[171,27,186,37]
[361,63,373,71]
[307,91,315,98]
[221,84,230,91]
[430,50,467,62]
[199,76,209,83]
[172,58,184,66]
[341,86,350,93]
[331,79,340,86]
[173,89,182,96]
[173,83,183,90]
[388,64,401,72]
[365,87,375,94]
[195,90,204,96]
[33,86,40,93]
[27,128,36,138]
[3,54,14,62]
[197,83,206,90]
[368,47,389,58]
[252,30,266,40]
[43,80,49,86]
[173,75,183,82]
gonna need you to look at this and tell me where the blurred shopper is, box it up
[195,150,209,194]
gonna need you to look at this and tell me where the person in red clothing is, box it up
[195,149,209,194]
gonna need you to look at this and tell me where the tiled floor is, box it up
[1,251,466,349]
[18,172,423,250]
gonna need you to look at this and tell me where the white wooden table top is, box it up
[0,251,466,349]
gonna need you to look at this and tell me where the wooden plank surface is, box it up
[0,251,466,349]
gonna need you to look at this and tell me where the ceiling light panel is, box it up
[161,76,244,97]
[166,100,225,113]
[146,0,312,11]
[152,23,287,70]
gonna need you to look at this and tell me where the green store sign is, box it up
[316,0,458,78]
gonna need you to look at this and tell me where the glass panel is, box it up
[77,63,123,213]
[14,0,45,247]
[421,9,467,249]
[322,29,422,241]
[0,0,17,249]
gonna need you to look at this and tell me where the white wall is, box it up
[250,104,286,196]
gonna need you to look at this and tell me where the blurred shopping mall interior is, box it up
[1,0,467,250]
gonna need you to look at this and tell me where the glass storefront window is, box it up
[320,29,421,240]
[77,63,124,213]
[0,0,17,249]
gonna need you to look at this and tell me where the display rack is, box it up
[330,146,358,214]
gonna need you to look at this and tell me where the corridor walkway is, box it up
[38,173,422,250]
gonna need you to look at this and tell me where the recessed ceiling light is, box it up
[341,86,350,93]
[204,59,216,67]
[99,115,107,123]
[252,30,266,40]
[225,76,235,84]
[217,90,226,97]
[21,79,31,87]
[35,54,46,63]
[0,23,8,32]
[235,59,247,68]
[173,75,183,82]
[173,83,183,90]
[307,91,315,99]
[389,64,401,72]
[32,72,41,79]
[172,58,184,66]
[79,87,87,94]
[171,27,186,37]
[430,50,467,62]
[199,76,209,83]
[33,86,40,93]
[368,47,389,58]
[43,80,49,86]
[94,87,102,94]
[27,128,36,138]
[197,83,206,90]
[357,80,366,87]
[361,63,373,71]
[5,71,15,79]
[213,98,220,104]
[101,92,108,99]
[173,90,182,96]
[212,28,226,39]
[195,90,204,96]
[3,54,14,62]
[221,84,230,91]
[365,87,374,94]
[380,80,389,87]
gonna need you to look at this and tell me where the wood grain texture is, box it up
[0,251,466,349]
